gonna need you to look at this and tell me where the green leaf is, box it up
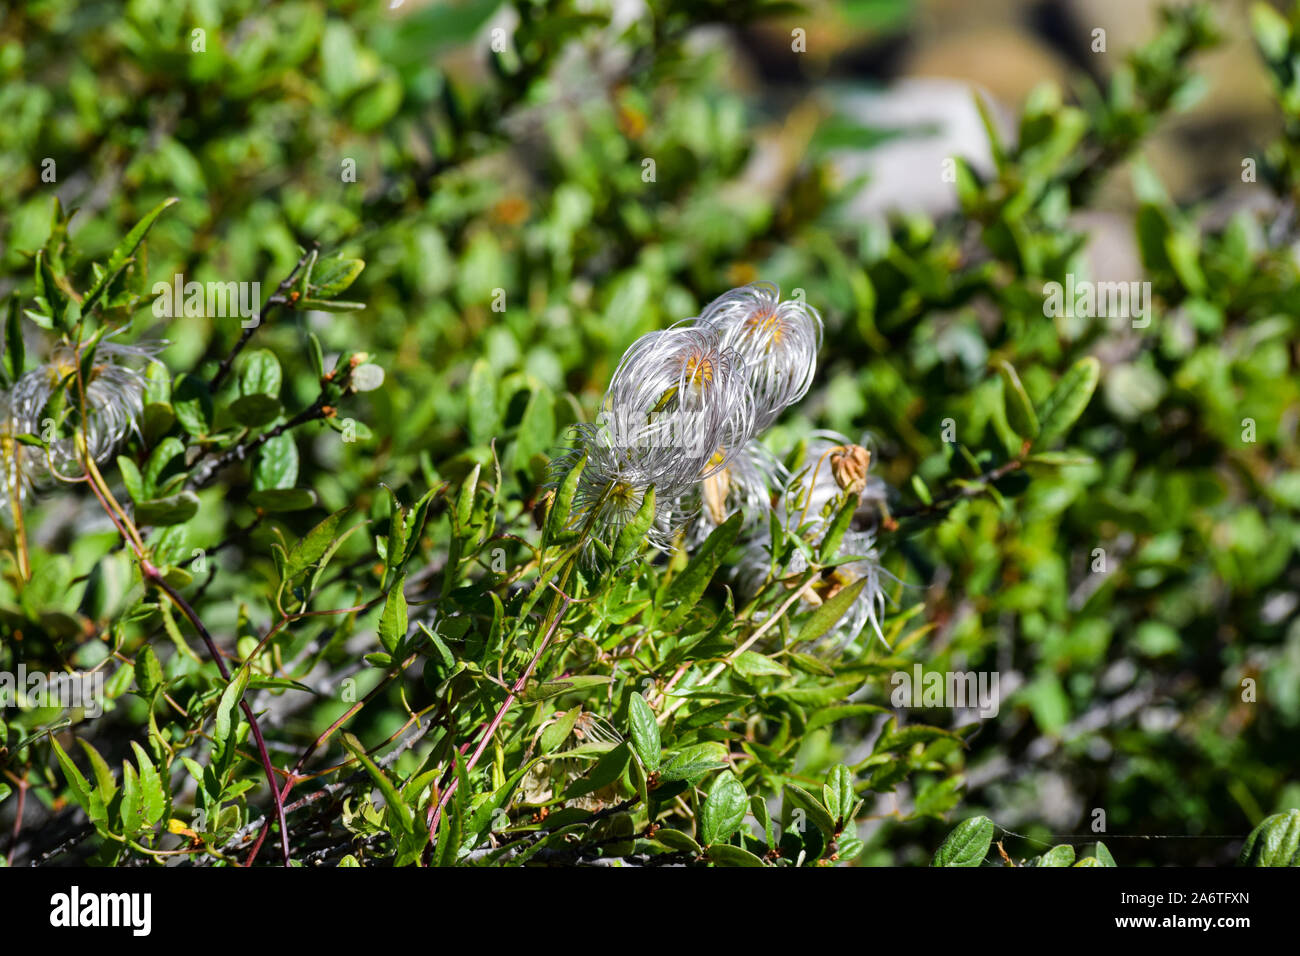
[804,703,890,733]
[1135,203,1174,275]
[823,764,856,825]
[521,674,611,703]
[238,349,282,398]
[784,784,836,838]
[82,197,179,312]
[133,492,200,527]
[628,692,661,773]
[817,495,857,563]
[509,384,555,471]
[455,464,480,530]
[1035,844,1076,867]
[247,488,317,511]
[794,577,867,645]
[1239,809,1300,866]
[654,828,702,854]
[341,732,415,837]
[378,574,408,653]
[172,373,214,437]
[143,437,186,495]
[229,394,282,428]
[1034,356,1100,446]
[974,93,1006,172]
[930,815,994,867]
[295,297,364,312]
[540,708,581,754]
[49,735,93,811]
[213,667,251,776]
[119,762,140,836]
[466,358,498,446]
[875,722,963,752]
[707,843,766,867]
[284,507,352,579]
[3,297,23,383]
[997,360,1039,440]
[309,257,365,298]
[130,741,166,826]
[563,741,631,800]
[700,771,748,845]
[253,432,298,491]
[117,456,145,502]
[732,651,790,679]
[1252,2,1291,62]
[545,453,584,543]
[78,739,117,805]
[660,512,743,630]
[1096,841,1117,867]
[136,644,165,698]
[910,474,933,505]
[658,742,729,783]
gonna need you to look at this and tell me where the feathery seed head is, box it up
[10,340,157,478]
[699,282,822,430]
[596,324,754,492]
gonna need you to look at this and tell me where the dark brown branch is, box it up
[186,397,329,491]
[891,458,1024,523]
[208,244,318,392]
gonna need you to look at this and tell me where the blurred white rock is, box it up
[827,78,1011,222]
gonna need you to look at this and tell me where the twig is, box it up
[186,397,330,491]
[426,595,573,840]
[140,558,292,867]
[209,244,317,391]
[891,458,1023,522]
[658,573,815,724]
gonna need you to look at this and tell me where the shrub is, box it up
[0,0,1297,867]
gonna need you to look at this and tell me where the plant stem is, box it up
[426,590,573,841]
[140,558,292,867]
[7,478,29,580]
[658,570,816,724]
[891,458,1024,522]
[186,396,330,491]
[209,244,317,392]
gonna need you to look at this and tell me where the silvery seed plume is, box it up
[732,525,894,651]
[9,341,157,477]
[598,322,755,492]
[549,323,756,563]
[681,439,784,548]
[823,529,893,649]
[699,282,822,431]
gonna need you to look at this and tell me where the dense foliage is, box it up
[0,0,1297,867]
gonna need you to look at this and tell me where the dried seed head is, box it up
[732,526,894,651]
[792,431,888,526]
[830,444,871,496]
[827,530,892,649]
[599,323,755,490]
